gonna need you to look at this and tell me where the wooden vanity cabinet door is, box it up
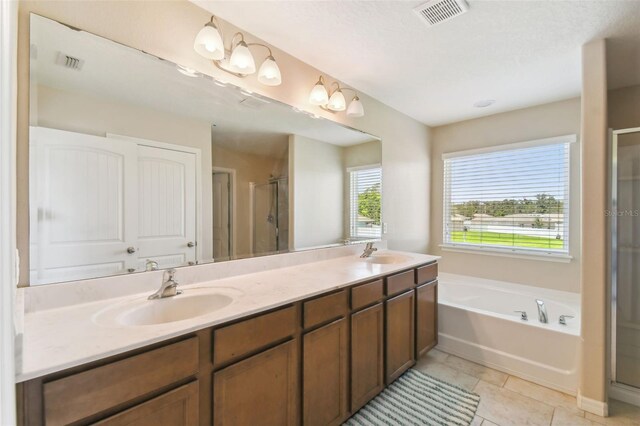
[303,319,349,426]
[95,381,199,426]
[416,281,438,358]
[213,339,298,426]
[385,290,415,384]
[350,303,384,412]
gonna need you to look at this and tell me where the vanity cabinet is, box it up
[213,340,299,426]
[385,290,416,384]
[302,319,349,426]
[416,281,438,357]
[95,381,199,426]
[350,303,384,412]
[17,262,438,426]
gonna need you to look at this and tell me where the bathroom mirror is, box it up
[26,14,381,285]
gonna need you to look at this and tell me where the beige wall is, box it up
[211,144,285,257]
[17,0,432,287]
[579,39,608,409]
[608,84,640,130]
[429,98,582,293]
[289,134,344,249]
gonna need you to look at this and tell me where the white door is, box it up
[135,145,197,270]
[29,126,138,284]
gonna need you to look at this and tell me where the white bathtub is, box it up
[437,273,581,395]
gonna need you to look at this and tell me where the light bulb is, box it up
[258,56,282,86]
[347,95,364,117]
[229,41,256,74]
[193,21,224,60]
[309,78,329,105]
[328,89,346,111]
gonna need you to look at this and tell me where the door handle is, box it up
[187,242,195,248]
[126,247,136,254]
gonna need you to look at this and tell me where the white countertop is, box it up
[16,249,438,382]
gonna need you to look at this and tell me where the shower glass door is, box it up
[613,128,640,390]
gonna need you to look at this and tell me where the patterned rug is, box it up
[344,369,480,426]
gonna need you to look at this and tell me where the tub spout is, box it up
[535,299,548,324]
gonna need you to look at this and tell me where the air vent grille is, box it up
[55,52,84,71]
[413,0,469,27]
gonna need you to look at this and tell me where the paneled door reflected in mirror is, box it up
[26,13,380,286]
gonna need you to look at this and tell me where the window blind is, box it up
[443,137,572,256]
[349,166,382,240]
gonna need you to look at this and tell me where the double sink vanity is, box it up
[16,248,439,425]
[17,12,439,426]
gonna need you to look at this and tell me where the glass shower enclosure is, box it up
[611,127,640,400]
[252,177,289,256]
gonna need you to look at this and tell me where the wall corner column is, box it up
[579,38,609,416]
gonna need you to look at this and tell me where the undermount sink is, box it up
[94,288,241,326]
[363,254,411,264]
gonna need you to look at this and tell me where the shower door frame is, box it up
[610,127,640,406]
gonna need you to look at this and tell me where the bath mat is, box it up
[343,369,480,426]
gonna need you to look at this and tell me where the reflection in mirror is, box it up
[28,14,381,285]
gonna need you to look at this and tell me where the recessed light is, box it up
[177,65,198,77]
[474,99,496,108]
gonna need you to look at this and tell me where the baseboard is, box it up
[610,383,640,408]
[577,392,609,417]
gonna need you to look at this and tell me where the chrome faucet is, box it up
[559,315,574,325]
[148,269,182,300]
[360,242,378,258]
[535,299,548,323]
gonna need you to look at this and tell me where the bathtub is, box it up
[437,273,581,395]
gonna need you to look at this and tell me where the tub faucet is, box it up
[148,269,182,300]
[360,242,378,258]
[535,299,548,324]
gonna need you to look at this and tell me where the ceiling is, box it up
[30,14,377,159]
[194,0,640,126]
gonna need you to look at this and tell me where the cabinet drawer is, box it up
[416,262,438,285]
[213,306,297,366]
[304,290,348,329]
[43,337,199,426]
[351,279,383,311]
[386,270,415,296]
[95,381,199,426]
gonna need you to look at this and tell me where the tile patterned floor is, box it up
[414,349,640,426]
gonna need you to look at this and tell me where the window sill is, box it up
[439,244,573,263]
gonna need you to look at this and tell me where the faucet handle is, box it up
[514,311,528,321]
[559,315,574,325]
[164,268,177,282]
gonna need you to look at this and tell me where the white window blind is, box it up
[443,136,573,257]
[349,166,382,240]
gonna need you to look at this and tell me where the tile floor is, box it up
[414,349,640,426]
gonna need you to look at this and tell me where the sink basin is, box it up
[363,254,411,264]
[94,288,240,326]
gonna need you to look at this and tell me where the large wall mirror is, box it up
[27,14,382,285]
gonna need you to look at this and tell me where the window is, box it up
[349,165,382,240]
[443,135,574,258]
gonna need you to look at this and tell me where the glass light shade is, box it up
[258,56,282,86]
[346,96,364,117]
[229,41,256,74]
[193,23,224,60]
[327,89,346,111]
[309,80,329,105]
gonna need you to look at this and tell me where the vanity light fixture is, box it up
[194,16,282,86]
[308,75,365,117]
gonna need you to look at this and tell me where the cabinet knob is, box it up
[187,241,195,248]
[126,247,136,254]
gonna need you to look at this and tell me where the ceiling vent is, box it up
[55,52,84,71]
[413,0,469,27]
